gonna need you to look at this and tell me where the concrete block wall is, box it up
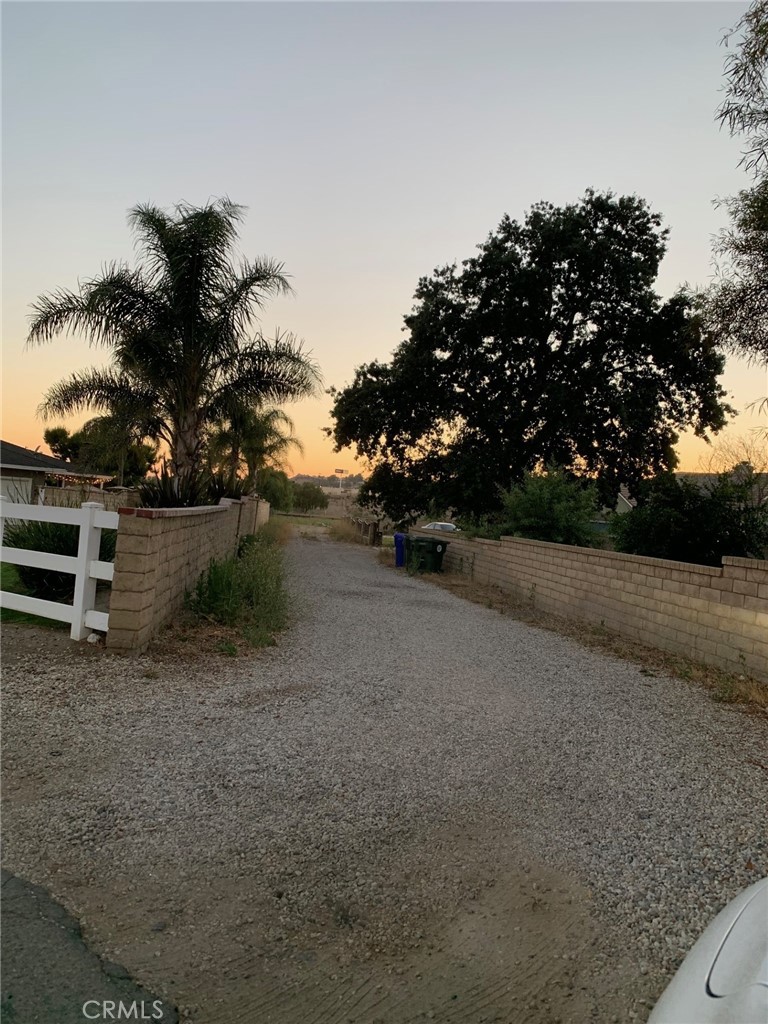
[412,531,768,682]
[43,486,140,511]
[254,500,270,531]
[107,496,269,651]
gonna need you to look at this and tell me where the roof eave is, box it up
[0,463,113,480]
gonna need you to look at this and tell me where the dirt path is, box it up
[3,534,766,1023]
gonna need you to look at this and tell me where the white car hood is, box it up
[648,877,768,1024]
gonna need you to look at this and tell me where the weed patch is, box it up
[329,519,371,545]
[257,518,293,546]
[377,548,396,567]
[187,528,289,648]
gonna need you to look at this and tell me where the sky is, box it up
[2,0,766,477]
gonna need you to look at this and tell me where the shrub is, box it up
[456,514,507,540]
[293,482,329,513]
[2,520,116,601]
[500,468,599,546]
[205,471,249,503]
[610,472,768,566]
[139,463,209,508]
[460,468,598,544]
[188,528,288,646]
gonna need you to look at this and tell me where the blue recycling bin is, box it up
[394,532,406,567]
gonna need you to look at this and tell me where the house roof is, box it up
[0,440,112,480]
[676,472,724,491]
[676,470,768,496]
[618,485,636,509]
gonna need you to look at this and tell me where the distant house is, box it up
[0,439,111,503]
[593,486,636,527]
[615,486,635,513]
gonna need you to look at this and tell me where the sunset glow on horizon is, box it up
[3,2,766,479]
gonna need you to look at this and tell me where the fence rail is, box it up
[0,499,119,638]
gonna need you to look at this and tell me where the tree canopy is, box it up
[706,181,768,366]
[705,0,768,405]
[717,0,768,178]
[255,468,294,512]
[44,419,157,486]
[331,190,731,522]
[292,482,329,513]
[206,405,304,491]
[29,198,321,485]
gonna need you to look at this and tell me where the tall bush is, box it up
[255,468,294,512]
[498,468,599,546]
[610,473,768,566]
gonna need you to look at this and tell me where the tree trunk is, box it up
[172,413,202,485]
[228,444,240,486]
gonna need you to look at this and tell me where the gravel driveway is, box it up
[3,534,767,1024]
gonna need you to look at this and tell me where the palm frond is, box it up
[27,264,157,348]
[206,331,322,419]
[259,406,299,434]
[216,257,294,340]
[127,204,174,286]
[205,401,305,478]
[38,367,159,423]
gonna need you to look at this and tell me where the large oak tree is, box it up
[331,191,731,521]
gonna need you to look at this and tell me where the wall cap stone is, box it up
[118,505,229,519]
[411,529,743,576]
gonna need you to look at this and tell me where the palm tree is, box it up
[77,413,159,487]
[28,198,321,484]
[207,404,304,489]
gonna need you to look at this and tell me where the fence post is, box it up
[0,495,5,544]
[71,502,103,640]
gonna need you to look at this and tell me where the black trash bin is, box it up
[407,536,449,573]
[428,537,449,571]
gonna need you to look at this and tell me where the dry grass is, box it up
[148,518,293,661]
[274,514,335,528]
[259,518,293,545]
[328,519,370,545]
[419,571,768,712]
[149,616,259,662]
[377,547,396,567]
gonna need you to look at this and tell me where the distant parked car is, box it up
[648,876,768,1024]
[422,522,460,532]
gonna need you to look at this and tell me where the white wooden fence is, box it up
[0,499,119,639]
